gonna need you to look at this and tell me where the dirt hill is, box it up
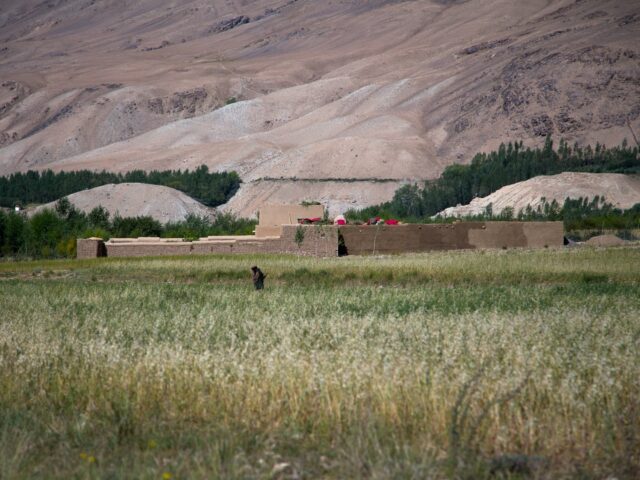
[584,234,632,246]
[437,172,640,217]
[1,0,639,214]
[31,183,215,223]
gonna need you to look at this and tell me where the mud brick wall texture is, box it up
[77,238,106,259]
[278,225,339,257]
[77,222,563,259]
[98,225,339,259]
[107,242,193,257]
[339,222,564,256]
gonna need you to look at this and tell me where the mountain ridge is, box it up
[1,0,639,214]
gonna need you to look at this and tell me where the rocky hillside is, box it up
[1,0,639,214]
[31,183,215,223]
[437,172,640,217]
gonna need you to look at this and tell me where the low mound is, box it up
[33,183,214,224]
[585,235,630,247]
[437,173,640,218]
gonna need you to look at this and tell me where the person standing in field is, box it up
[251,265,266,290]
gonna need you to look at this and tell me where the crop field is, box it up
[0,247,639,479]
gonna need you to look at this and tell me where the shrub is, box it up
[295,226,305,246]
[55,237,76,258]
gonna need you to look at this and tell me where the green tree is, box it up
[3,212,27,256]
[88,206,110,229]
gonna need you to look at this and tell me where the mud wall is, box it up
[81,225,338,259]
[256,204,325,237]
[339,222,564,255]
[77,238,106,259]
[279,224,339,257]
[77,222,562,259]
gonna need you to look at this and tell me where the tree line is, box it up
[348,137,640,221]
[0,198,256,259]
[0,165,241,208]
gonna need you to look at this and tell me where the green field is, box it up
[1,248,639,479]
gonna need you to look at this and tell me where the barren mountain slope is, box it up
[31,183,215,223]
[220,179,402,218]
[1,0,639,214]
[437,172,640,218]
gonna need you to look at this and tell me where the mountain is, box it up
[436,172,640,218]
[1,0,639,214]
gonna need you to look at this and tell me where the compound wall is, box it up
[77,222,563,259]
[77,225,339,259]
[76,237,107,259]
[339,222,563,255]
[255,204,325,237]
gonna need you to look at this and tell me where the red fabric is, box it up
[299,217,322,224]
[385,219,399,225]
[336,219,346,225]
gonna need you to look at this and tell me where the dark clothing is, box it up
[251,266,266,290]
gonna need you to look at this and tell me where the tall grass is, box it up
[0,248,639,478]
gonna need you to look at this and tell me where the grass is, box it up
[0,247,639,479]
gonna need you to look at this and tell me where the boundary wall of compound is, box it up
[339,221,564,255]
[77,222,564,259]
[77,225,339,259]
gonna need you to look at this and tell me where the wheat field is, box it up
[1,247,639,479]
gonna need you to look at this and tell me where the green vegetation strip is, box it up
[0,165,240,208]
[1,247,638,285]
[0,201,256,259]
[1,248,639,478]
[348,137,640,222]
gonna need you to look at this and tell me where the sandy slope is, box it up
[31,183,215,223]
[1,0,639,213]
[437,172,640,217]
[221,179,404,217]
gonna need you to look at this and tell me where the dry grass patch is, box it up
[0,248,639,478]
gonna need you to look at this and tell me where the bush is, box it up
[0,210,6,249]
[29,209,64,253]
[111,216,163,238]
[88,206,110,230]
[82,227,111,241]
[3,212,27,255]
[55,237,76,258]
